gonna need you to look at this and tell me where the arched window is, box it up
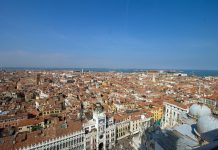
[60,143,62,149]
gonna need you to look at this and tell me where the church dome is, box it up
[188,104,211,118]
[197,115,218,133]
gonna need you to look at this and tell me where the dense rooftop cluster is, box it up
[0,70,217,150]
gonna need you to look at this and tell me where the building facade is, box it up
[17,103,151,150]
[18,130,85,150]
[162,102,188,128]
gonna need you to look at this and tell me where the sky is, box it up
[0,0,218,70]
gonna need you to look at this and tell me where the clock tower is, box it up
[93,102,106,150]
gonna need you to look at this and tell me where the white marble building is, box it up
[18,130,85,150]
[162,102,188,128]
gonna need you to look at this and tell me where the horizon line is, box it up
[1,66,218,71]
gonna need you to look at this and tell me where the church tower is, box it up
[152,73,156,83]
[36,74,41,85]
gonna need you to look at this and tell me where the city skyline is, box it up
[0,0,218,70]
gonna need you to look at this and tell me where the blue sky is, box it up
[0,0,218,69]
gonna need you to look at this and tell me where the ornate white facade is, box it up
[18,130,85,150]
[162,102,188,128]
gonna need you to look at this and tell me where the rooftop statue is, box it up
[93,102,104,113]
